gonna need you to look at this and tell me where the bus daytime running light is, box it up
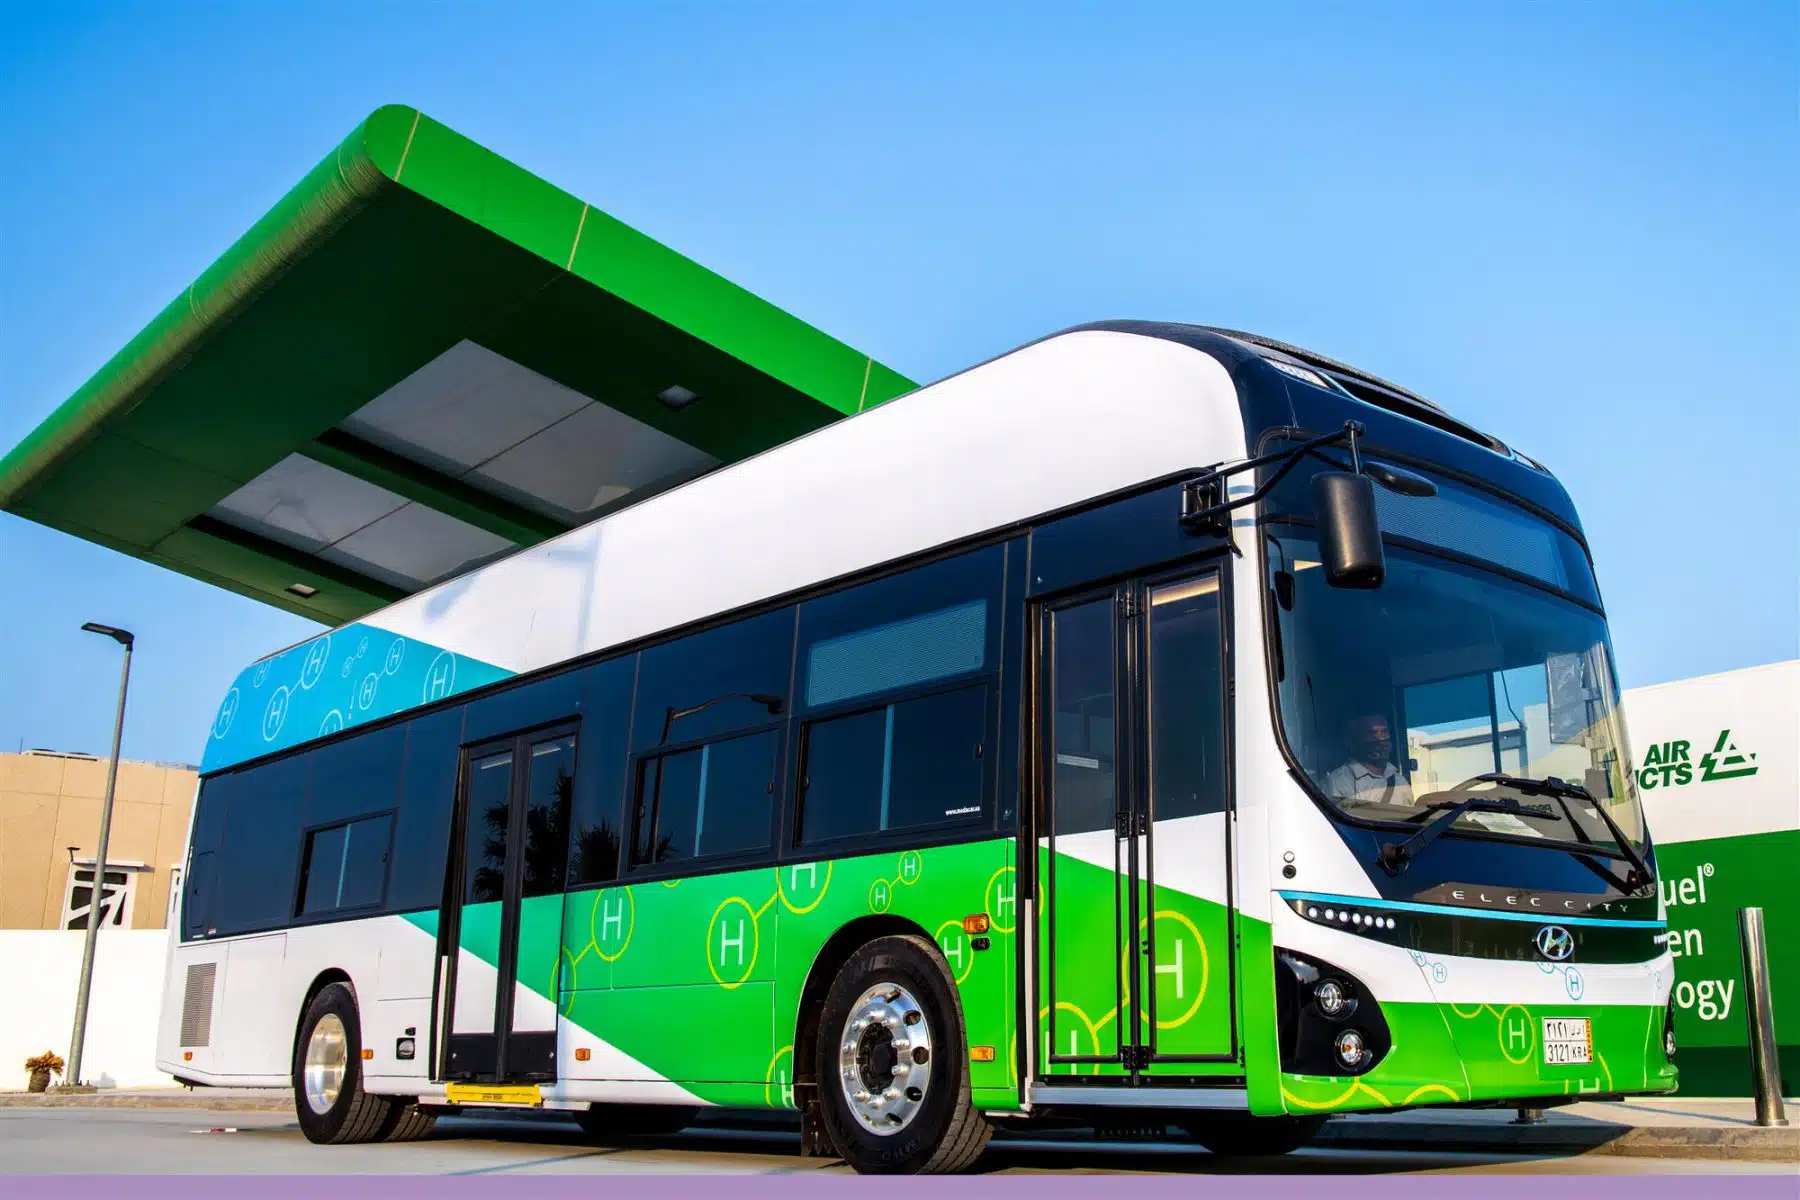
[1294,899,1397,932]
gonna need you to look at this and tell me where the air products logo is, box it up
[1634,729,1758,790]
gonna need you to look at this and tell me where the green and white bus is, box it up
[158,323,1676,1172]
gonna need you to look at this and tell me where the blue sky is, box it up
[2,2,1794,766]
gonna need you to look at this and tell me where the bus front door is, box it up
[437,726,577,1085]
[1038,567,1237,1080]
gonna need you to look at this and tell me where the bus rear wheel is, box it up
[1183,1112,1327,1156]
[382,1102,438,1142]
[293,982,395,1145]
[815,934,991,1174]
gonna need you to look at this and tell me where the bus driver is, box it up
[1324,713,1414,808]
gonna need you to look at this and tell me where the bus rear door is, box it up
[436,725,578,1086]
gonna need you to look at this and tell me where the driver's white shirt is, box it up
[1325,760,1415,806]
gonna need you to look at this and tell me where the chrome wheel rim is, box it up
[838,982,933,1136]
[303,1013,349,1115]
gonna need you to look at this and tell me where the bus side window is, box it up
[629,728,779,868]
[296,813,395,916]
[792,544,1005,848]
[565,656,638,889]
[214,753,309,936]
[796,684,989,845]
[622,609,793,875]
[183,851,214,939]
[390,706,466,912]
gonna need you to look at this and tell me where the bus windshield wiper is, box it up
[1471,773,1653,893]
[1377,793,1559,876]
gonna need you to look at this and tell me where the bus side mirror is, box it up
[1312,471,1386,588]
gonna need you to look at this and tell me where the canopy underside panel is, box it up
[2,106,915,623]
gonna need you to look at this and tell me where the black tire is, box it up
[382,1102,439,1142]
[814,934,992,1174]
[293,983,396,1145]
[1183,1112,1327,1156]
[573,1103,698,1140]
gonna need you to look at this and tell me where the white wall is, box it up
[0,929,174,1090]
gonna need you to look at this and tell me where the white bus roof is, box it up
[371,327,1245,676]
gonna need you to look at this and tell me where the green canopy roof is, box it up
[0,105,916,623]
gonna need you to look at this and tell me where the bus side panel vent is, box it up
[180,962,218,1048]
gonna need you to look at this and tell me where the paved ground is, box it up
[1,1107,1793,1176]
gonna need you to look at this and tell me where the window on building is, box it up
[62,864,138,930]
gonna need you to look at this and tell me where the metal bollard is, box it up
[1736,907,1788,1127]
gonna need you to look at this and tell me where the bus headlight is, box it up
[1276,950,1390,1076]
[1663,998,1678,1061]
[1314,979,1355,1019]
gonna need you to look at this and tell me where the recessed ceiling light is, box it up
[657,385,700,411]
[286,583,319,598]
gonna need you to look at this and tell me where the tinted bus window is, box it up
[521,733,576,898]
[797,685,989,845]
[567,656,637,889]
[792,544,1003,848]
[306,724,404,828]
[463,750,514,905]
[631,729,779,867]
[633,608,795,752]
[298,813,394,915]
[797,545,1004,716]
[215,753,309,934]
[183,774,234,938]
[389,706,464,913]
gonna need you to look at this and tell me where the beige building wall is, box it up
[0,750,197,930]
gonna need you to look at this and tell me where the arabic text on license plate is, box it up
[1541,1017,1592,1065]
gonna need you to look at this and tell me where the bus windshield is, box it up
[1266,530,1646,859]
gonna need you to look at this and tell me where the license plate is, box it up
[444,1083,543,1107]
[1541,1017,1593,1065]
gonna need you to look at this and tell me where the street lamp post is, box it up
[65,622,134,1089]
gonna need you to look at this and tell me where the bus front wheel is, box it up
[815,934,992,1174]
[293,982,395,1145]
[1183,1112,1328,1156]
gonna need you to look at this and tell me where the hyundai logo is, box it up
[1535,925,1576,962]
